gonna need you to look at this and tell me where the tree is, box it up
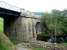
[41,9,67,42]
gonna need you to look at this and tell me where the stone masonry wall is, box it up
[7,16,41,44]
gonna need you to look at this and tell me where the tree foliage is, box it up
[41,9,67,36]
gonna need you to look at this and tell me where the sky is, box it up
[0,0,67,12]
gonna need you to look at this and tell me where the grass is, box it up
[0,32,15,50]
[0,17,15,50]
[63,43,67,46]
[0,42,11,50]
[0,17,3,32]
[33,48,46,50]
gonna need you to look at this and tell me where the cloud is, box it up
[1,0,67,12]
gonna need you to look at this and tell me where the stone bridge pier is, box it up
[4,15,41,43]
[14,15,42,43]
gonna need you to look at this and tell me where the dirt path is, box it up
[16,42,67,50]
[16,47,32,50]
[16,44,32,50]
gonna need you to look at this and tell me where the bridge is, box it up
[0,1,41,44]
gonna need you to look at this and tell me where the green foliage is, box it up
[0,17,3,32]
[0,17,15,50]
[41,9,67,36]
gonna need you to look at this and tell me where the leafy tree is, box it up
[41,9,67,37]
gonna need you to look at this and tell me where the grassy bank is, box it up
[0,34,15,50]
[0,17,15,50]
[0,33,15,50]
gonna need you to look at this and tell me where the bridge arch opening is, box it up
[35,22,41,33]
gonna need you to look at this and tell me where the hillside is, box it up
[0,33,15,50]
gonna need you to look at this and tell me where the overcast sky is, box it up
[1,0,67,12]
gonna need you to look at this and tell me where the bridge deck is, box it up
[0,7,20,17]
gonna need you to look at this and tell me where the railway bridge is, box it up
[0,1,42,43]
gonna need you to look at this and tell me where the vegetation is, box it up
[0,33,15,50]
[0,17,15,50]
[33,48,45,50]
[40,9,67,43]
[0,17,3,32]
